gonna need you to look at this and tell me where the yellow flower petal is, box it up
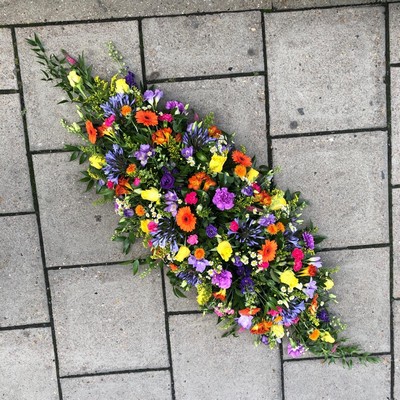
[246,168,259,183]
[140,219,151,233]
[280,270,299,289]
[115,78,129,94]
[174,246,190,262]
[217,241,232,262]
[141,188,161,203]
[209,154,227,173]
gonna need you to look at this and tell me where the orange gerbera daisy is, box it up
[234,164,247,178]
[250,320,273,335]
[276,222,285,232]
[126,163,137,176]
[85,120,98,144]
[121,105,132,116]
[259,239,278,263]
[176,206,197,232]
[135,110,158,126]
[152,127,172,145]
[232,150,252,167]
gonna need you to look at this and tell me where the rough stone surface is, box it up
[390,4,400,65]
[165,273,198,312]
[394,300,400,399]
[394,189,400,297]
[169,313,281,399]
[0,328,58,399]
[143,12,264,80]
[273,0,384,8]
[265,6,386,135]
[33,153,147,267]
[61,370,171,400]
[284,357,391,399]
[49,265,168,376]
[392,68,400,185]
[0,28,17,89]
[0,1,272,25]
[272,131,388,248]
[0,215,48,327]
[0,93,33,213]
[17,23,142,150]
[160,76,268,165]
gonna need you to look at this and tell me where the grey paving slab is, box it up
[0,28,17,89]
[0,93,33,213]
[393,189,400,297]
[0,328,58,400]
[17,23,142,151]
[392,68,400,185]
[165,273,198,312]
[0,215,48,327]
[169,313,281,399]
[61,370,171,400]
[390,4,400,65]
[273,0,384,8]
[143,12,264,80]
[284,356,391,400]
[394,300,400,399]
[33,153,147,267]
[0,1,272,25]
[272,131,388,248]
[265,6,386,135]
[49,265,168,376]
[160,76,268,165]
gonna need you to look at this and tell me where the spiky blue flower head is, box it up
[100,93,135,117]
[228,218,265,247]
[151,217,183,253]
[103,144,125,184]
[183,122,215,150]
[176,271,201,286]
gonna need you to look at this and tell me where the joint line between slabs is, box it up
[0,322,51,331]
[270,1,385,13]
[11,27,64,400]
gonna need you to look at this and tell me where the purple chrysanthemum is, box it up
[212,187,235,210]
[303,231,315,250]
[211,269,232,289]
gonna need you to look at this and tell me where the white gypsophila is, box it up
[281,286,286,292]
[251,260,257,267]
[277,300,283,305]
[250,251,256,258]
[145,213,150,218]
[257,254,263,261]
[241,255,249,264]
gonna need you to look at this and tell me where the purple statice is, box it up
[100,93,135,117]
[160,172,175,190]
[281,301,305,326]
[125,71,136,87]
[134,144,155,166]
[181,146,194,158]
[303,278,317,299]
[239,276,254,294]
[317,309,330,323]
[165,100,186,114]
[143,89,163,106]
[211,269,232,289]
[241,186,254,196]
[176,271,201,286]
[236,315,253,330]
[151,217,183,253]
[302,231,315,250]
[259,214,276,227]
[287,343,305,358]
[228,218,264,246]
[164,191,178,217]
[212,188,235,211]
[183,123,214,151]
[206,224,218,238]
[103,144,125,184]
[188,255,210,273]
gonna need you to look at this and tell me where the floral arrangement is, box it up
[28,35,377,366]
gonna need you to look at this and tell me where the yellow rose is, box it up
[321,331,335,343]
[115,78,129,94]
[217,241,232,262]
[270,193,287,211]
[89,154,106,169]
[209,154,227,173]
[246,168,259,183]
[271,324,284,339]
[67,70,82,88]
[141,188,161,203]
[174,246,190,262]
[280,270,299,289]
[140,219,151,233]
[324,279,334,290]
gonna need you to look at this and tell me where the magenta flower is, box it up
[185,191,198,205]
[212,188,235,210]
[187,234,198,245]
[211,269,232,289]
[158,113,173,122]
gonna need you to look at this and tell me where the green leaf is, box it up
[132,259,140,275]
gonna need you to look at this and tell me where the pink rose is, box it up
[133,177,141,186]
[147,221,158,232]
[107,181,114,189]
[158,113,173,122]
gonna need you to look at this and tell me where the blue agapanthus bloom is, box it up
[103,144,125,184]
[228,218,264,247]
[183,122,215,150]
[150,217,183,253]
[281,301,305,326]
[100,93,135,117]
[176,271,201,286]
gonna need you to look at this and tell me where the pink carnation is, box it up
[104,115,115,127]
[292,248,304,260]
[158,113,173,122]
[293,259,302,272]
[185,191,198,205]
[147,221,158,232]
[133,177,141,186]
[187,234,198,245]
[229,220,239,232]
[107,181,114,189]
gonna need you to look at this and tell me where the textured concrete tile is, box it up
[17,23,142,150]
[0,1,272,25]
[390,4,400,65]
[33,153,147,267]
[0,93,33,213]
[143,12,264,80]
[0,215,48,327]
[394,301,400,399]
[391,68,400,185]
[49,265,168,376]
[160,76,268,165]
[0,328,58,400]
[265,6,386,135]
[62,370,171,400]
[165,270,198,312]
[272,132,388,248]
[274,0,384,8]
[284,356,391,400]
[169,314,281,399]
[0,28,17,89]
[393,189,400,297]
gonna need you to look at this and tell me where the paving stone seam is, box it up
[391,63,400,67]
[319,243,390,252]
[0,322,51,331]
[270,1,387,13]
[138,19,147,91]
[60,366,170,380]
[283,352,390,365]
[11,27,64,400]
[384,4,396,399]
[46,260,129,271]
[0,210,36,218]
[0,89,19,95]
[30,148,71,155]
[168,310,203,316]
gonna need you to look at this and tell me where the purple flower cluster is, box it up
[134,144,154,166]
[211,269,232,289]
[212,188,235,210]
